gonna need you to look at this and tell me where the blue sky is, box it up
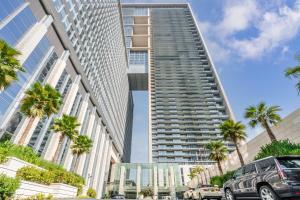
[125,0,300,163]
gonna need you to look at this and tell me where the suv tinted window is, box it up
[233,167,244,178]
[277,157,300,169]
[244,164,256,175]
[257,158,276,172]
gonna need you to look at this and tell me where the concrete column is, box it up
[43,75,81,161]
[63,93,90,170]
[169,166,176,198]
[153,166,158,197]
[96,138,111,198]
[31,51,69,150]
[119,165,126,195]
[0,2,29,30]
[12,117,40,144]
[91,127,106,188]
[46,51,70,87]
[9,15,54,145]
[158,168,164,187]
[76,107,96,175]
[136,165,141,196]
[165,169,169,187]
[85,122,102,187]
[16,15,53,64]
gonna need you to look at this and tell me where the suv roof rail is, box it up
[241,156,275,166]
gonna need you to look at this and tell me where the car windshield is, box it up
[277,157,300,169]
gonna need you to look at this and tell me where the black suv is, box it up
[223,156,300,200]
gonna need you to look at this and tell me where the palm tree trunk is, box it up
[233,139,245,166]
[53,134,64,163]
[264,121,277,142]
[217,160,223,175]
[73,154,80,172]
[18,117,35,145]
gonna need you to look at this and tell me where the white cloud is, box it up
[198,0,300,61]
[231,1,300,59]
[198,21,231,64]
[217,0,260,37]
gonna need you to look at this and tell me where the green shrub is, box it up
[0,174,20,199]
[16,167,54,185]
[23,193,53,200]
[77,195,91,199]
[87,187,97,198]
[255,140,300,160]
[0,141,84,191]
[139,188,154,197]
[16,166,84,192]
[0,141,64,171]
[290,149,300,155]
[210,171,234,188]
[0,148,8,164]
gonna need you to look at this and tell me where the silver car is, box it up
[191,185,223,200]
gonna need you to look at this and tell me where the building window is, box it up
[129,51,148,66]
[0,6,37,46]
[0,0,24,21]
[134,8,148,16]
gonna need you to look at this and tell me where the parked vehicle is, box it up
[162,195,172,200]
[184,188,194,199]
[224,155,300,200]
[111,194,126,200]
[192,184,223,200]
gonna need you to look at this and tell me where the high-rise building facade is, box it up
[0,0,235,198]
[122,4,235,165]
[0,0,133,197]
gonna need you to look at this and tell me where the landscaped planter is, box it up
[0,157,78,198]
[15,180,53,198]
[50,183,78,198]
[0,157,43,177]
[14,181,78,198]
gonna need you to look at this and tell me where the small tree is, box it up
[139,188,154,198]
[245,102,281,142]
[87,187,97,198]
[71,135,93,172]
[19,83,62,145]
[0,39,25,91]
[219,120,247,166]
[285,55,300,93]
[51,114,80,162]
[188,165,203,179]
[206,141,228,175]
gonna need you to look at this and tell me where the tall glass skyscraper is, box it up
[122,4,235,165]
[0,0,132,197]
[0,1,235,198]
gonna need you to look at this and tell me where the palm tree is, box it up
[188,165,203,179]
[51,114,80,162]
[285,55,300,93]
[245,102,281,142]
[71,135,93,172]
[219,120,247,166]
[0,39,25,91]
[19,82,62,145]
[206,141,228,175]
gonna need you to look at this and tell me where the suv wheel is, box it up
[259,185,279,200]
[225,189,235,200]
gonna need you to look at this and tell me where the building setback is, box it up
[122,4,235,165]
[0,0,133,197]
